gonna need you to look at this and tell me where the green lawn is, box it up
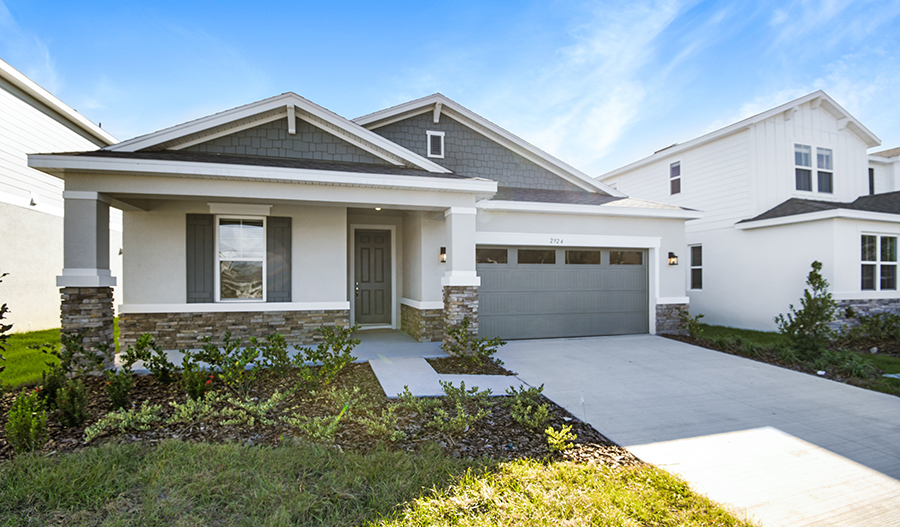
[698,324,789,348]
[0,328,58,389]
[0,440,753,527]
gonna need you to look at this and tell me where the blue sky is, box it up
[2,0,899,175]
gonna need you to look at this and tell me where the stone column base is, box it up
[442,285,478,347]
[60,286,115,369]
[400,304,443,342]
[656,303,689,336]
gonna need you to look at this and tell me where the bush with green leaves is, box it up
[103,368,133,410]
[358,405,407,442]
[679,309,705,339]
[545,424,577,452]
[121,333,178,384]
[425,381,493,435]
[84,401,162,443]
[841,310,900,346]
[257,333,293,375]
[813,349,879,379]
[293,325,360,387]
[282,406,347,443]
[441,317,506,367]
[34,330,111,408]
[0,270,10,385]
[56,378,89,427]
[505,384,550,430]
[189,333,261,397]
[396,386,442,415]
[217,390,287,427]
[4,389,48,454]
[180,357,216,400]
[774,261,838,359]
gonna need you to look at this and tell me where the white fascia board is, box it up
[476,231,661,249]
[356,94,625,197]
[0,58,117,146]
[106,92,451,174]
[869,154,899,164]
[735,209,900,230]
[28,154,497,194]
[477,199,702,220]
[600,90,881,181]
[119,302,350,314]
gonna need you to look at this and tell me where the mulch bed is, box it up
[426,357,516,376]
[1,361,640,467]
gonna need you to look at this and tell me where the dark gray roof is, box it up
[872,147,900,158]
[491,186,621,205]
[40,149,473,180]
[739,192,900,224]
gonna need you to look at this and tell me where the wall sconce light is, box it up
[374,207,382,211]
[440,247,447,263]
[668,252,678,266]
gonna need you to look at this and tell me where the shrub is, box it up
[104,368,133,410]
[39,365,67,409]
[122,333,178,384]
[441,317,506,367]
[84,401,162,443]
[217,391,287,427]
[190,333,261,397]
[56,378,89,427]
[774,261,838,359]
[679,309,705,339]
[842,311,900,345]
[505,384,550,430]
[166,392,223,425]
[0,271,11,385]
[396,386,442,415]
[35,331,112,407]
[180,357,215,400]
[4,389,48,454]
[440,380,493,409]
[426,381,493,434]
[294,325,360,387]
[258,333,292,375]
[282,407,347,443]
[545,424,577,452]
[358,405,407,442]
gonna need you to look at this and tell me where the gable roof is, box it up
[104,92,450,173]
[871,146,900,159]
[601,90,882,181]
[353,93,625,197]
[0,58,116,146]
[736,192,900,229]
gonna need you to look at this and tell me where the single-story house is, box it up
[28,92,698,351]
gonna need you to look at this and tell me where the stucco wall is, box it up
[401,210,447,304]
[123,202,347,306]
[372,113,583,192]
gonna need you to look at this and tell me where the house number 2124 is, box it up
[549,237,564,244]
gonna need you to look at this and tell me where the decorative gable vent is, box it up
[427,130,445,158]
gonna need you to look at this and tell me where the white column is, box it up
[57,191,117,287]
[441,207,480,287]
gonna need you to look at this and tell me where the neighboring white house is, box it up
[28,92,698,351]
[0,58,120,333]
[600,90,900,331]
[869,147,900,194]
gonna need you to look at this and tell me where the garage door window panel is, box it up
[566,250,603,265]
[476,248,508,264]
[610,251,642,265]
[518,249,556,264]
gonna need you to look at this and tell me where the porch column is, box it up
[441,207,480,346]
[57,191,116,368]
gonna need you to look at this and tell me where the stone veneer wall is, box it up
[119,310,351,350]
[442,286,478,346]
[831,298,900,330]
[60,287,115,369]
[655,303,688,336]
[400,304,443,343]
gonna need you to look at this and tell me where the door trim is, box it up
[349,224,397,329]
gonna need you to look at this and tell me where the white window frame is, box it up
[214,215,267,303]
[794,143,833,194]
[861,233,897,291]
[689,244,702,290]
[426,130,445,159]
[669,161,681,195]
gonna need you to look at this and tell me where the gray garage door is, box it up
[477,247,648,340]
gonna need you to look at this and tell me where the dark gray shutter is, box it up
[267,216,292,302]
[186,214,214,303]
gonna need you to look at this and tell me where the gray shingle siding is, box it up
[185,118,389,165]
[371,113,583,191]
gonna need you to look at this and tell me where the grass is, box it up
[698,324,788,348]
[0,440,752,527]
[0,328,58,389]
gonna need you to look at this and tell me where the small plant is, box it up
[679,309,705,339]
[84,401,162,443]
[4,389,48,454]
[0,271,11,384]
[56,378,89,427]
[427,402,490,435]
[396,386,442,414]
[217,391,287,427]
[776,344,800,365]
[192,333,261,397]
[180,356,216,400]
[104,368,133,410]
[505,384,550,430]
[325,385,376,416]
[358,405,407,442]
[739,340,762,358]
[282,406,347,443]
[440,380,493,409]
[38,330,111,377]
[166,392,224,425]
[39,365,67,409]
[294,325,360,387]
[441,317,506,367]
[121,333,179,384]
[545,424,577,452]
[258,333,293,375]
[841,311,900,346]
[775,261,838,359]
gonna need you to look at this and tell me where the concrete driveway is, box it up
[496,334,900,527]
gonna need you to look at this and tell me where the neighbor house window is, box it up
[217,217,266,301]
[670,161,681,195]
[690,245,702,290]
[862,234,897,291]
[795,144,833,193]
[426,131,445,158]
[869,168,875,195]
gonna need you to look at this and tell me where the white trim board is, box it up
[478,199,702,220]
[735,209,900,230]
[475,232,662,249]
[400,298,444,310]
[119,302,350,314]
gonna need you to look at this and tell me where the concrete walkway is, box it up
[369,357,528,398]
[496,334,900,527]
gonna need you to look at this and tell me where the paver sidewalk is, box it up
[369,357,529,398]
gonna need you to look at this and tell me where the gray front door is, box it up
[477,247,649,339]
[354,230,391,324]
